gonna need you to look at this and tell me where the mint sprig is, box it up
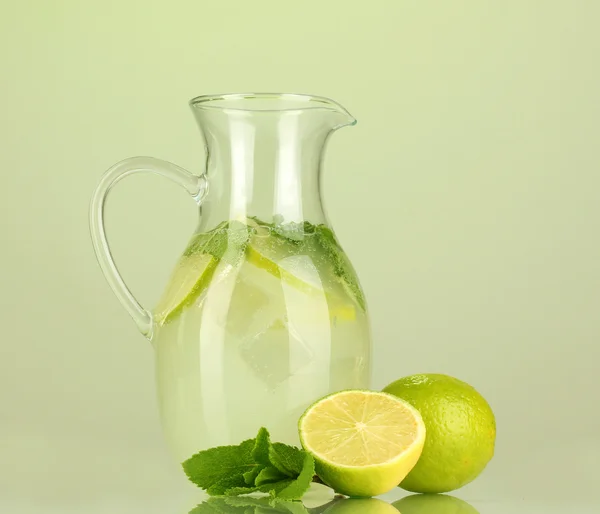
[182,427,315,501]
[182,437,255,494]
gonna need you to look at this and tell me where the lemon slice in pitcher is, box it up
[299,390,426,497]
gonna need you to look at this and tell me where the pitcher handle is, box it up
[89,157,207,339]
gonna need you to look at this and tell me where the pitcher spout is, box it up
[309,95,357,130]
[188,93,357,226]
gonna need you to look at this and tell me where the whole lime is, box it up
[383,374,495,493]
[392,494,480,514]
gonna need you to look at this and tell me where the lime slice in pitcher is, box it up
[154,253,218,324]
[155,221,251,324]
[245,227,357,321]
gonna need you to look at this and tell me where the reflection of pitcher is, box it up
[90,94,372,460]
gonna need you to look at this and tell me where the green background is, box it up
[1,0,599,508]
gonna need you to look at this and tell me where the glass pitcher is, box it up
[89,93,372,462]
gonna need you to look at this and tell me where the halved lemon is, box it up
[299,390,426,497]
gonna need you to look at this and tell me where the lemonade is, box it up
[153,218,371,461]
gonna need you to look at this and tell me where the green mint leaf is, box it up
[184,221,250,265]
[256,479,295,495]
[241,426,274,485]
[243,465,264,485]
[183,427,314,502]
[252,427,272,466]
[268,442,306,477]
[316,225,365,310]
[254,453,315,501]
[222,485,259,496]
[255,466,287,486]
[184,221,227,256]
[182,438,255,490]
[272,452,315,501]
[206,474,252,496]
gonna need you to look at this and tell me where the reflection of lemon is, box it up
[299,390,426,497]
[383,374,496,494]
[325,498,399,514]
[392,494,480,514]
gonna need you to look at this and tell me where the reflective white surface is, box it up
[1,440,598,513]
[2,491,598,514]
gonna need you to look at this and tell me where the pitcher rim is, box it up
[189,92,355,120]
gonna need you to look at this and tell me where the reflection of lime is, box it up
[299,390,426,497]
[392,494,480,514]
[383,374,496,494]
[153,253,217,324]
[325,498,399,514]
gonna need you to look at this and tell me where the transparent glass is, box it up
[89,93,372,462]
